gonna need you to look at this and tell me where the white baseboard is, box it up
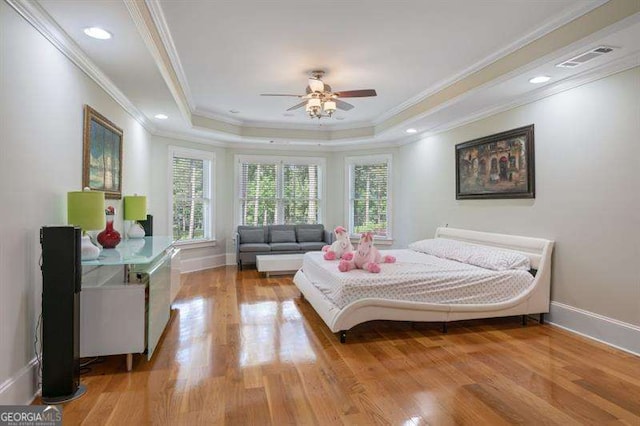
[226,252,236,266]
[547,301,640,356]
[0,357,39,405]
[180,254,227,273]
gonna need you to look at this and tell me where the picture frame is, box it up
[83,105,123,199]
[456,124,535,200]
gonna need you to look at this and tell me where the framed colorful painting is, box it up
[456,125,535,200]
[83,105,123,199]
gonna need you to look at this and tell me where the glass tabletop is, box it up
[81,236,175,266]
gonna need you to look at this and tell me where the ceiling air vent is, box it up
[556,46,617,68]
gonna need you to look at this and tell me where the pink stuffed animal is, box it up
[338,232,396,273]
[322,226,354,261]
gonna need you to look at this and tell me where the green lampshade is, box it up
[68,190,105,231]
[123,195,147,221]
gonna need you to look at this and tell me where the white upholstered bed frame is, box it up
[293,227,554,340]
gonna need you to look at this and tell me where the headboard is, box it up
[434,227,554,270]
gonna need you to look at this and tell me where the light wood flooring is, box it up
[48,267,640,425]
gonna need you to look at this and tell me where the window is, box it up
[346,154,392,239]
[170,147,214,242]
[237,155,324,226]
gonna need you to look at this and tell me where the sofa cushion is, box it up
[270,242,300,251]
[271,229,296,243]
[239,228,265,244]
[299,241,326,251]
[239,243,271,252]
[269,225,296,242]
[296,226,324,242]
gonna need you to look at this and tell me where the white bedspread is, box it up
[302,250,534,309]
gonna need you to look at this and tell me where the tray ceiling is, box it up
[27,0,640,147]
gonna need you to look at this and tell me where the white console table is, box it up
[80,237,180,371]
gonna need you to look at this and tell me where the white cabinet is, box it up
[80,280,146,358]
[80,237,177,370]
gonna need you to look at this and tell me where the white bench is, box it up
[256,254,304,277]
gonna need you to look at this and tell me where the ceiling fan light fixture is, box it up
[307,98,321,108]
[262,70,377,120]
[323,100,336,115]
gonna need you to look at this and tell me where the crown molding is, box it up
[153,129,230,148]
[373,0,609,125]
[192,108,244,126]
[143,0,195,112]
[384,11,640,139]
[377,0,640,136]
[133,0,638,145]
[9,0,638,152]
[5,0,155,132]
[397,53,640,147]
[140,0,609,135]
[160,53,639,150]
[239,117,374,132]
[124,0,192,123]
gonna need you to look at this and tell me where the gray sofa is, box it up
[236,224,334,270]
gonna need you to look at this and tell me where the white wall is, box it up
[396,67,640,327]
[0,3,152,404]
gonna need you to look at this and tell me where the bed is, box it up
[293,227,554,342]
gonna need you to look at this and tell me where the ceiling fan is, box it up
[260,70,377,119]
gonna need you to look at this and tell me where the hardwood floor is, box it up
[49,267,640,425]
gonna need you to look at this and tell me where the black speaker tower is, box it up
[40,226,86,403]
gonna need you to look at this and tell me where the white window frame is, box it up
[345,153,393,242]
[234,154,326,227]
[168,146,216,247]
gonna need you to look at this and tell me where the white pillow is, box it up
[408,238,530,271]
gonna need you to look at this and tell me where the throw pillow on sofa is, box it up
[271,230,296,243]
[239,229,264,243]
[297,228,323,242]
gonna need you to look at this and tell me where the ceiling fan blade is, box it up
[260,94,303,97]
[334,89,377,98]
[335,99,354,111]
[287,101,307,111]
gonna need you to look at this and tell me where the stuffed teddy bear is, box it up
[322,226,354,260]
[338,232,396,273]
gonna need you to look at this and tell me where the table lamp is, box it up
[124,195,147,239]
[68,189,105,260]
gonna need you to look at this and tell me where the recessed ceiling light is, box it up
[406,128,417,134]
[154,114,168,120]
[529,75,551,84]
[335,117,345,121]
[229,110,240,114]
[83,27,112,40]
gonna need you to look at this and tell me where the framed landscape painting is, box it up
[456,125,535,200]
[83,105,123,199]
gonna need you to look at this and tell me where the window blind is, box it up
[239,160,320,225]
[172,156,210,241]
[351,162,389,237]
[283,164,319,224]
